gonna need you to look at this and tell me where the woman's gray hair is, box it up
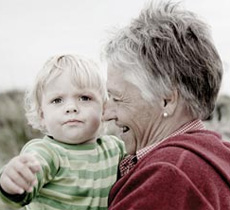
[103,1,223,120]
[25,54,107,133]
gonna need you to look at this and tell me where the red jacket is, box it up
[109,130,230,210]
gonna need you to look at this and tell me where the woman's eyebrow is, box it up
[107,89,121,96]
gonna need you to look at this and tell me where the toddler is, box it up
[0,54,125,210]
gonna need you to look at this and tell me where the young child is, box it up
[0,54,126,209]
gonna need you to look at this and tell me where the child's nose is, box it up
[65,104,78,113]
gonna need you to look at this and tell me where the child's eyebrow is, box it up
[45,92,63,98]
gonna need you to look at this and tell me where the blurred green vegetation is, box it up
[204,94,230,141]
[0,90,42,168]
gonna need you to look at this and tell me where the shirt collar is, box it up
[136,119,205,160]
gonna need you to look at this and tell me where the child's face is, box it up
[40,70,104,144]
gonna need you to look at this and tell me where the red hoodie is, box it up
[109,130,230,210]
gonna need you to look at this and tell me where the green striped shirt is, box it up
[0,135,126,210]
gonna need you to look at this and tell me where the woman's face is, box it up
[103,65,163,155]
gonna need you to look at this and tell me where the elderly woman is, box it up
[103,2,230,210]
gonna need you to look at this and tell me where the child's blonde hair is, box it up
[25,54,107,133]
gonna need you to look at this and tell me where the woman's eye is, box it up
[113,98,120,102]
[108,94,120,102]
[51,98,62,104]
[79,95,91,101]
[110,96,120,102]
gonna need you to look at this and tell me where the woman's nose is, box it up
[102,101,116,122]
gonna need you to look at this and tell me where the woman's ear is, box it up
[162,90,178,116]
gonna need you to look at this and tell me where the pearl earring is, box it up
[163,112,168,117]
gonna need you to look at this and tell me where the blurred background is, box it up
[0,0,229,94]
[0,0,229,192]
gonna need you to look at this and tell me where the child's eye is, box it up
[79,95,91,101]
[51,98,62,104]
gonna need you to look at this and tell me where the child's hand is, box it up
[0,153,41,195]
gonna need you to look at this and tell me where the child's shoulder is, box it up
[99,134,122,143]
[21,136,60,155]
[98,135,125,150]
[22,137,46,148]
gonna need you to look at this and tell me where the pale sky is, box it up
[0,0,229,95]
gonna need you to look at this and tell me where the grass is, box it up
[0,90,42,167]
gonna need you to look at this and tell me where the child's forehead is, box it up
[44,87,101,96]
[41,66,106,99]
[45,66,101,84]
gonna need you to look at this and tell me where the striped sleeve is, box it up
[19,138,60,206]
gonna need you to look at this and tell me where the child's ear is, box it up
[102,102,106,117]
[39,108,44,119]
[162,90,178,116]
[39,109,46,128]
